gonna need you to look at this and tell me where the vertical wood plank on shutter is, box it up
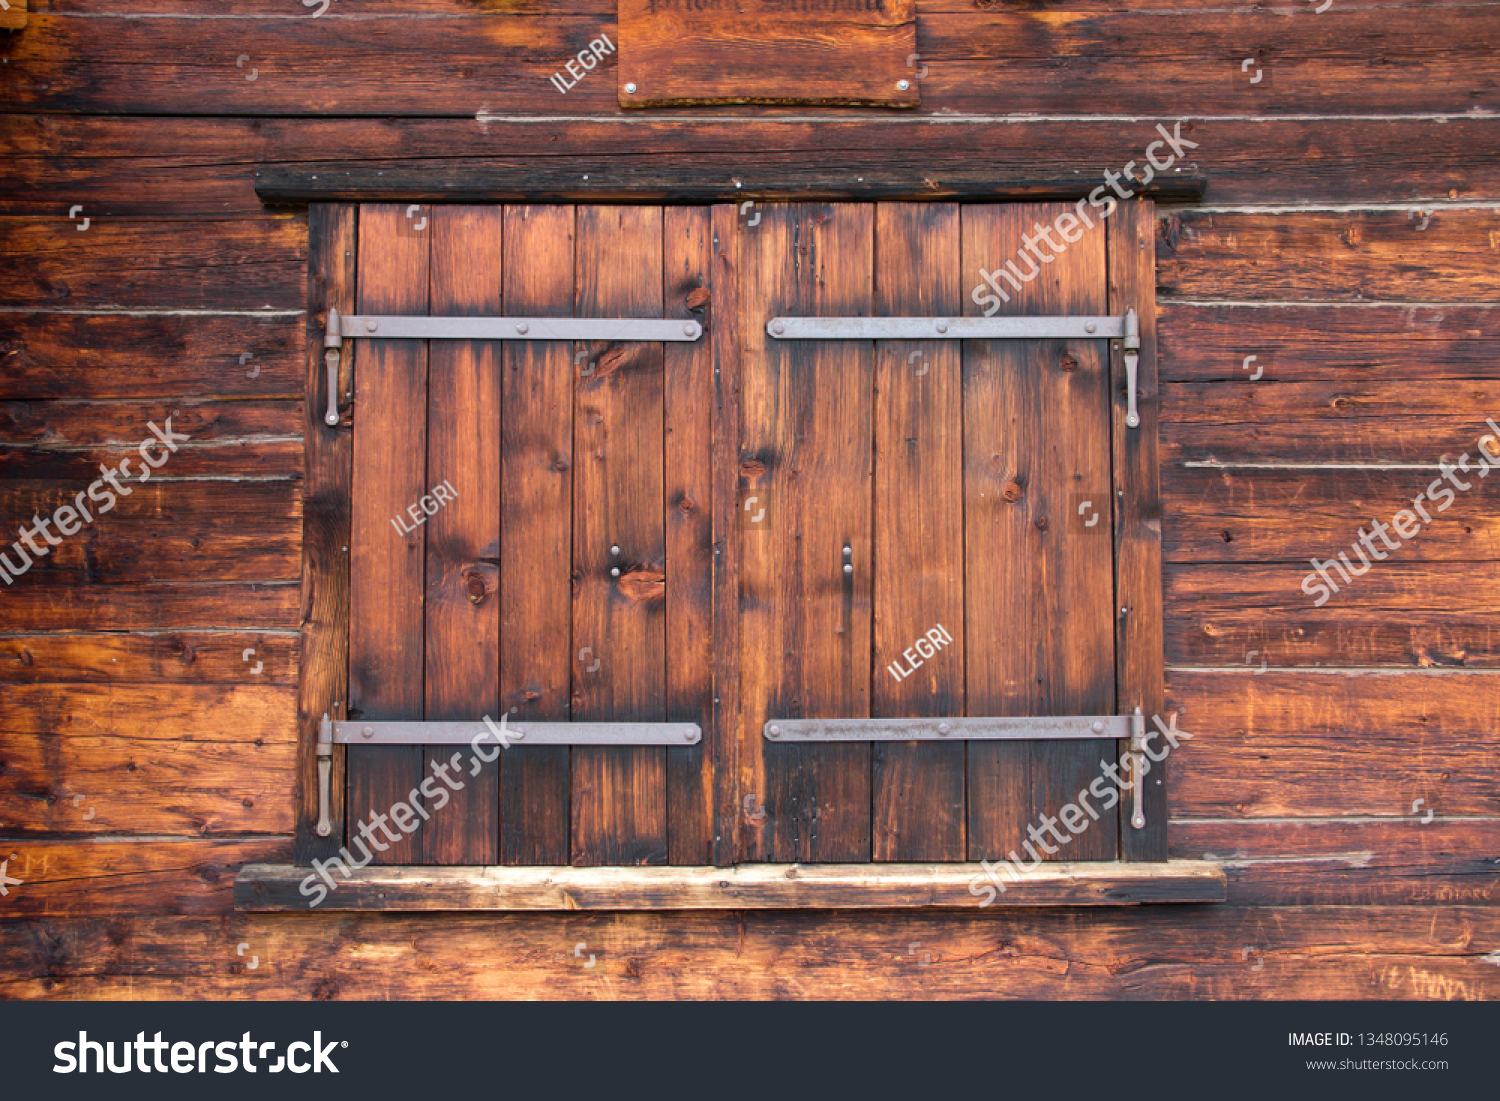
[710,203,744,868]
[1109,199,1168,862]
[571,205,668,866]
[962,202,1118,863]
[295,203,355,866]
[348,203,428,865]
[664,207,716,865]
[499,205,573,865]
[422,206,501,864]
[871,201,966,862]
[741,203,874,863]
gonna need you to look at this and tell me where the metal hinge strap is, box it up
[333,720,700,746]
[766,316,1125,341]
[763,716,1130,742]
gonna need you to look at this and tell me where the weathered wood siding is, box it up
[2,0,1498,998]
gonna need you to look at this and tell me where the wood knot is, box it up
[677,495,696,514]
[1059,353,1078,372]
[1034,516,1048,531]
[685,287,711,312]
[616,568,666,604]
[1002,481,1023,502]
[739,459,767,478]
[463,567,492,606]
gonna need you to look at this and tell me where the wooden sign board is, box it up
[617,0,919,108]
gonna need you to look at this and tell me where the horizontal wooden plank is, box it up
[1165,562,1500,668]
[0,217,305,310]
[0,312,302,400]
[0,631,298,686]
[4,906,1498,999]
[257,162,1205,204]
[0,683,295,836]
[1171,819,1500,906]
[0,400,302,481]
[3,9,1493,116]
[0,580,300,632]
[1162,467,1500,564]
[234,861,1226,911]
[1165,670,1500,817]
[0,838,290,916]
[1163,381,1500,465]
[1158,210,1500,302]
[0,481,300,583]
[1158,305,1500,384]
[5,117,1498,215]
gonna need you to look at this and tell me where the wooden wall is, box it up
[3,0,1499,999]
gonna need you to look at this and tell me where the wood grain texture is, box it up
[871,201,965,862]
[739,202,874,863]
[616,0,918,108]
[346,203,428,865]
[420,206,501,864]
[234,859,1224,911]
[570,205,668,866]
[0,840,290,917]
[961,203,1117,862]
[1162,467,1500,564]
[1110,199,1167,861]
[294,203,354,865]
[0,684,295,836]
[1157,210,1500,302]
[1166,670,1500,818]
[0,581,299,633]
[7,907,1499,1000]
[709,203,743,868]
[0,631,297,686]
[498,205,573,866]
[0,312,300,400]
[0,217,304,309]
[1165,562,1500,669]
[663,207,716,865]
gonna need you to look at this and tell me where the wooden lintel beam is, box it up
[255,163,1207,207]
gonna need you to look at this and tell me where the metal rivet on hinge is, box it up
[843,544,853,575]
[515,322,529,334]
[897,79,911,91]
[361,725,374,739]
[1085,322,1097,334]
[365,320,378,333]
[937,722,951,736]
[935,319,948,334]
[768,725,781,738]
[1092,721,1105,733]
[624,82,638,94]
[684,322,698,337]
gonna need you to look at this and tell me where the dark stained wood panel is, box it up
[961,203,1117,863]
[663,206,716,865]
[1157,210,1500,302]
[870,201,965,862]
[1163,467,1500,564]
[570,204,668,866]
[498,205,573,866]
[1110,199,1166,861]
[0,631,297,686]
[9,907,1500,1000]
[1165,562,1500,670]
[0,312,300,401]
[739,202,874,863]
[617,0,918,108]
[1167,670,1500,818]
[346,203,428,865]
[0,580,299,633]
[420,206,502,864]
[0,683,295,836]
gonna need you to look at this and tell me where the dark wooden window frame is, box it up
[236,167,1225,912]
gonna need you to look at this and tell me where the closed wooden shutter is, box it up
[337,200,1159,868]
